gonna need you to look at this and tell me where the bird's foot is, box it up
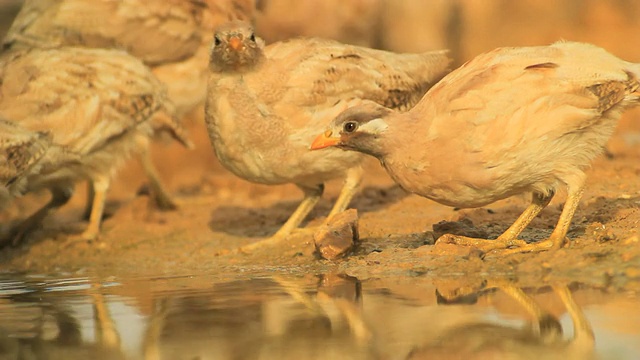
[435,234,527,252]
[436,233,567,255]
[494,236,567,255]
[66,227,100,244]
[238,228,315,254]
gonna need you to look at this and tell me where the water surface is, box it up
[0,273,638,359]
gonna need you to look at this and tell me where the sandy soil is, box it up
[1,106,639,292]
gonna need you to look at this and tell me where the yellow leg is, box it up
[500,175,586,254]
[82,181,95,221]
[326,166,363,221]
[139,148,177,211]
[437,191,554,251]
[240,184,323,252]
[76,175,110,241]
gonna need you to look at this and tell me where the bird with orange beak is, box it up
[311,41,640,254]
[205,20,451,251]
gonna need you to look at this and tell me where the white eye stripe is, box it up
[359,118,388,134]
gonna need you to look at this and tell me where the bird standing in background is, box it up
[312,41,640,254]
[0,46,190,244]
[206,20,451,250]
[3,0,255,210]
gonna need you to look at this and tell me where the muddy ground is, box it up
[1,106,639,292]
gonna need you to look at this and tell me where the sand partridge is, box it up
[0,46,189,244]
[206,20,451,249]
[312,41,640,254]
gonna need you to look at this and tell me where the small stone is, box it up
[313,209,359,260]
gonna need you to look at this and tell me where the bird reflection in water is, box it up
[0,277,595,360]
[409,282,595,360]
[0,282,125,359]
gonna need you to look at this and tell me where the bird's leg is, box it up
[240,184,324,251]
[437,191,554,251]
[82,181,95,221]
[75,174,110,241]
[139,148,177,211]
[499,175,586,254]
[553,285,594,352]
[10,185,74,246]
[326,166,363,221]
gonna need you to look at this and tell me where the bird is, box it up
[205,20,451,250]
[311,41,640,254]
[0,46,190,244]
[2,0,255,210]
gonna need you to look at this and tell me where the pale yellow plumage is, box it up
[316,41,640,254]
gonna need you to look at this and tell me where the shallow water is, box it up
[0,273,638,360]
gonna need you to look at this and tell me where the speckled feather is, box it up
[0,46,176,191]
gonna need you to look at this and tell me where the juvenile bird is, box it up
[3,0,254,209]
[0,47,189,244]
[206,20,451,249]
[311,41,640,254]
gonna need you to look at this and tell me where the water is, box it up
[0,273,638,360]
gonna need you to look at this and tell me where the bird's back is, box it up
[257,37,451,117]
[0,47,174,155]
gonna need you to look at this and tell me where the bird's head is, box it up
[310,102,393,158]
[209,20,264,73]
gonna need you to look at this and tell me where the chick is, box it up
[0,46,189,244]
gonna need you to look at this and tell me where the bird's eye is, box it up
[214,35,221,46]
[249,33,256,42]
[343,121,358,133]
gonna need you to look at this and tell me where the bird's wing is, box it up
[0,48,172,154]
[423,41,640,147]
[246,37,451,127]
[0,119,50,187]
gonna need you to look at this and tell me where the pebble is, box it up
[313,209,359,260]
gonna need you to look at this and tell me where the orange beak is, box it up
[229,36,243,51]
[310,130,340,150]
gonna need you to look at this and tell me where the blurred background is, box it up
[3,0,640,70]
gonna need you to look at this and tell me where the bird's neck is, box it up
[209,54,266,75]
